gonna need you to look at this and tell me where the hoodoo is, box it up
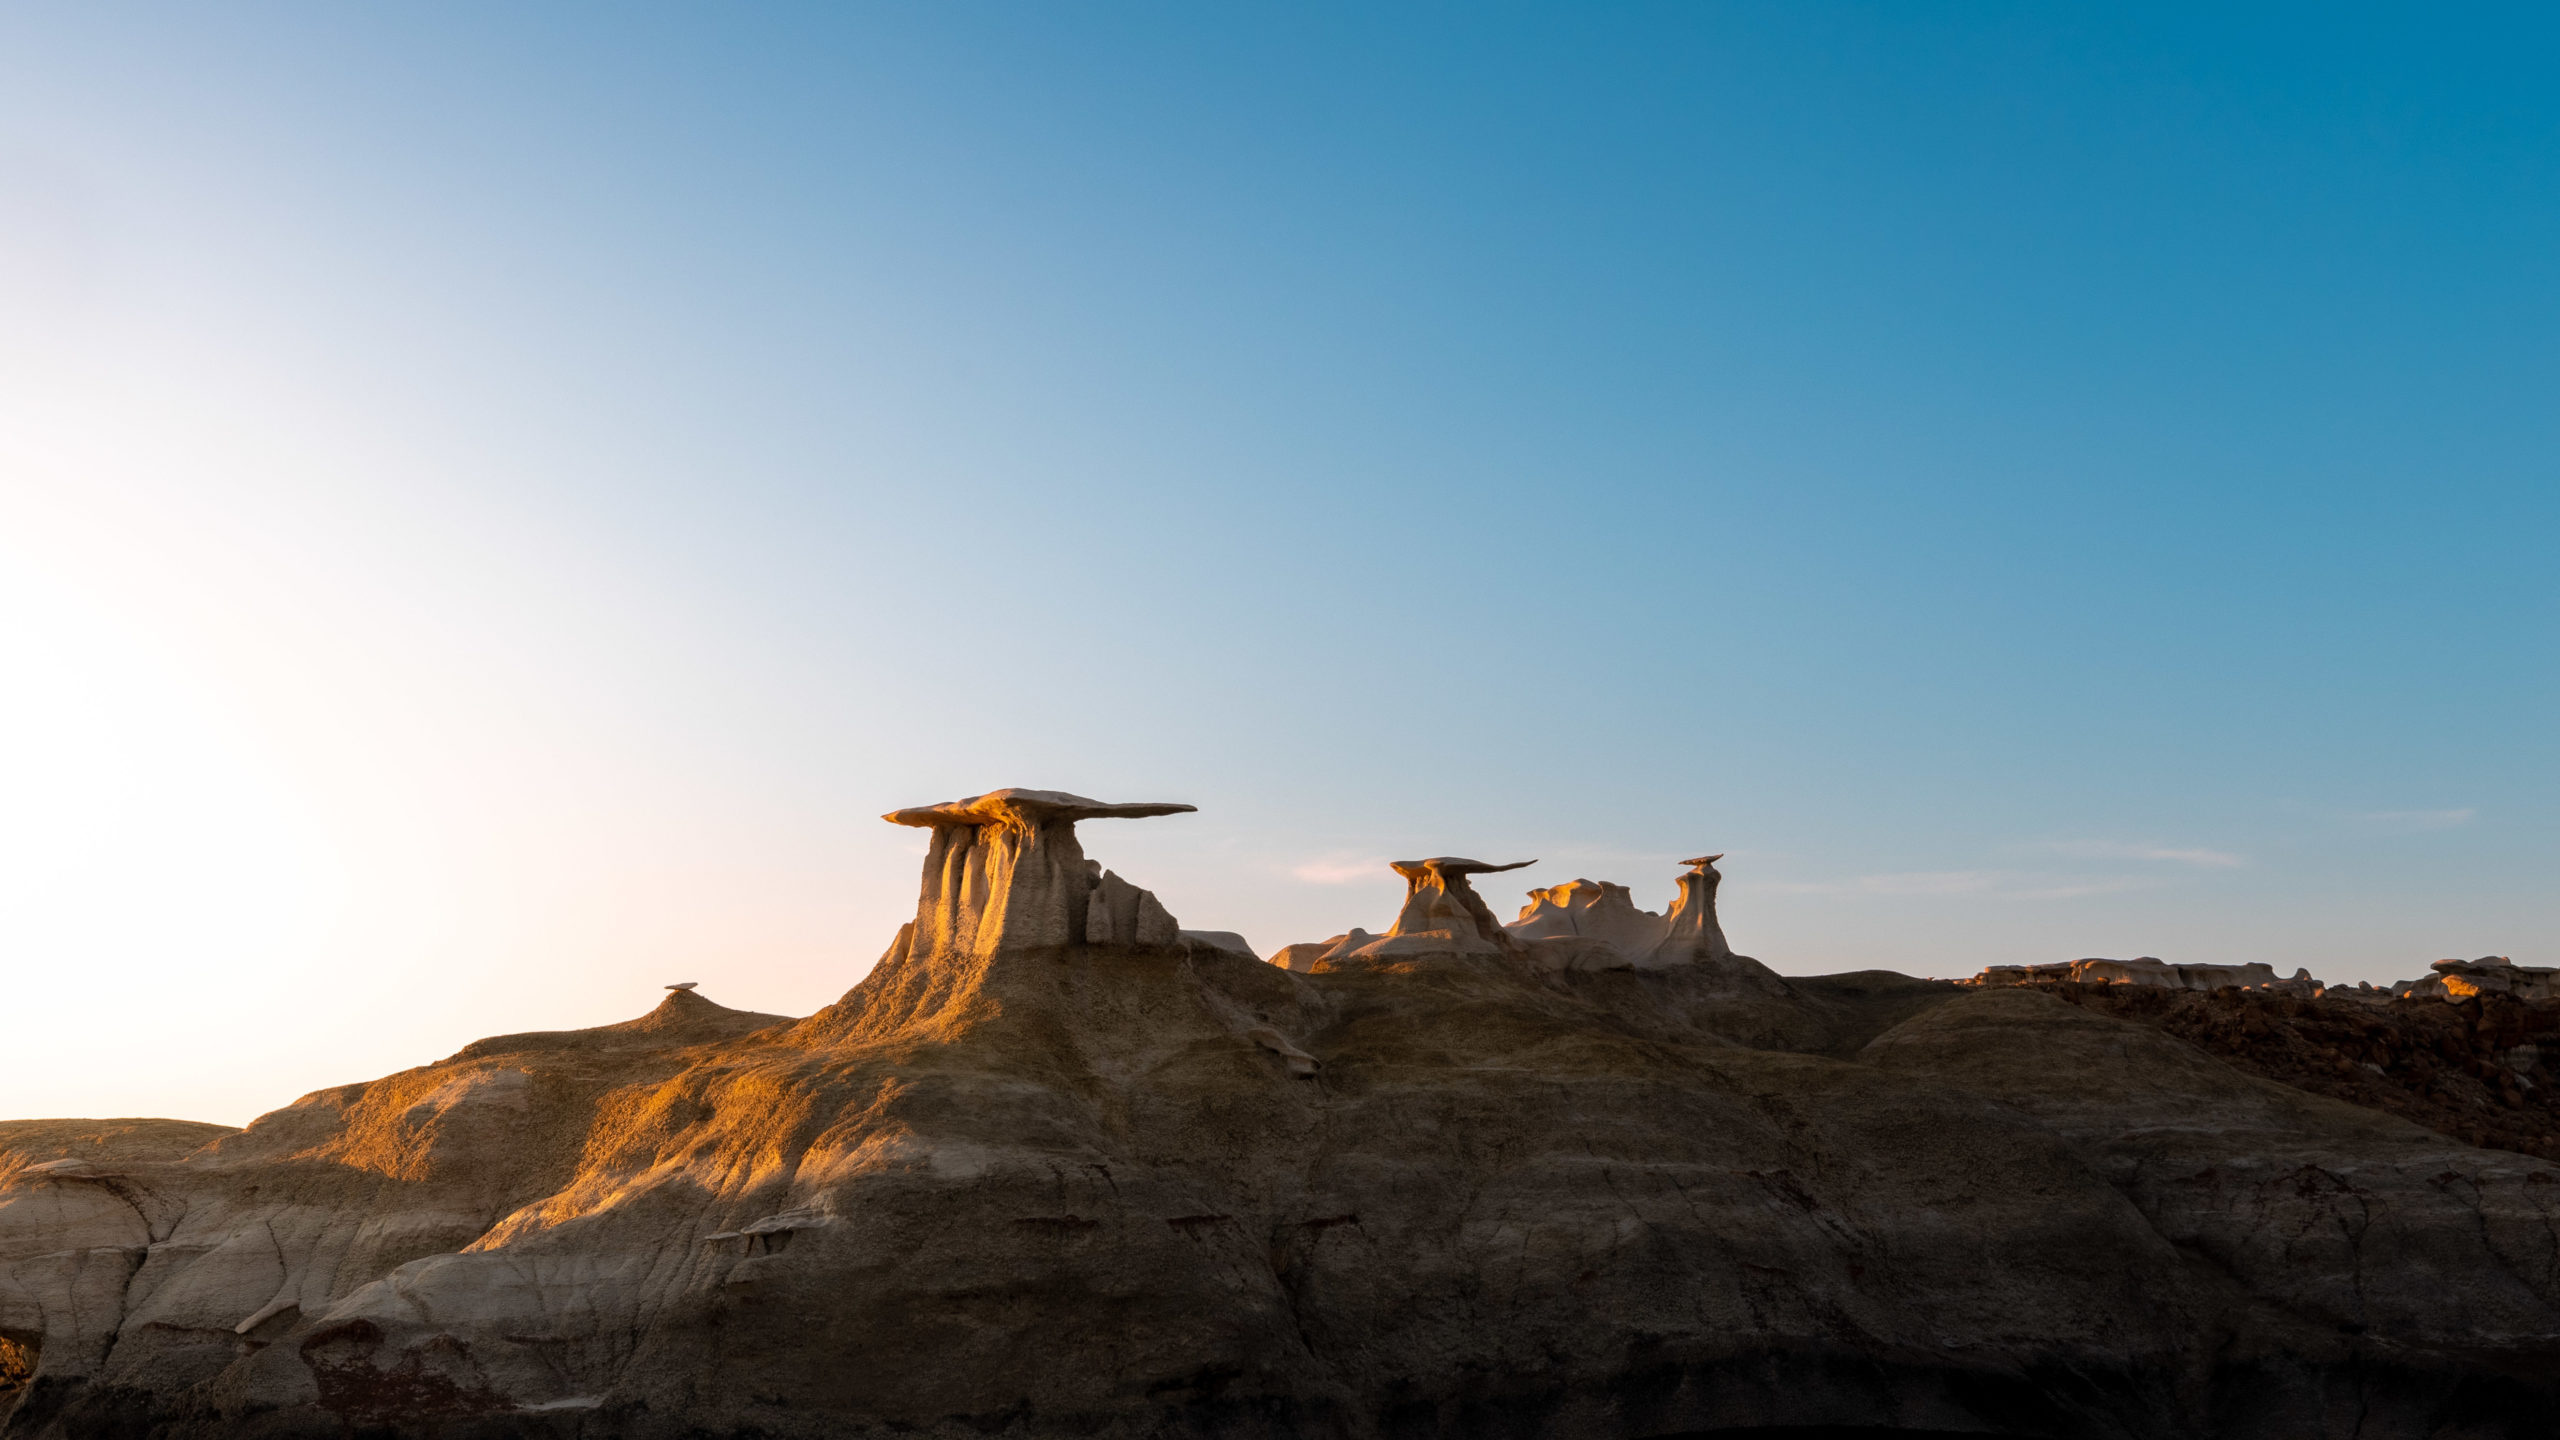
[1655,852,1736,966]
[884,788,1195,957]
[1382,855,1534,954]
[1269,855,1537,969]
[3,790,2556,1440]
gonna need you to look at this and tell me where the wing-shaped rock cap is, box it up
[1388,857,1534,954]
[885,789,1195,958]
[884,789,1196,829]
[1387,856,1533,881]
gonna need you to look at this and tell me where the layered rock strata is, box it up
[3,794,2556,1440]
[1970,954,2560,1003]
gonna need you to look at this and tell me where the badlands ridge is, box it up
[4,790,2558,1439]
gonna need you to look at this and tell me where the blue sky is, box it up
[3,5,2555,1122]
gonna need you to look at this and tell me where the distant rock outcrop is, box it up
[1269,856,1532,969]
[4,792,2556,1440]
[1499,853,1775,986]
[1975,955,2323,995]
[1278,852,1766,980]
[2405,955,2560,1002]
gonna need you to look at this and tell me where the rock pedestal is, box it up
[1651,853,1734,965]
[884,789,1192,956]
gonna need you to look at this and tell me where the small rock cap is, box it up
[1389,857,1535,879]
[666,982,699,991]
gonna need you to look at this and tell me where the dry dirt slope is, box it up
[3,942,2557,1440]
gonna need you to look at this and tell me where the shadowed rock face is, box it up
[1997,978,2560,1164]
[4,797,2558,1440]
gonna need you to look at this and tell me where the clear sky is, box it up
[4,4,2555,1125]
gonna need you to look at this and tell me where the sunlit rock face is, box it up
[1507,878,1671,962]
[2413,956,2560,1002]
[1655,853,1737,965]
[1269,856,1535,970]
[1501,855,1742,972]
[1281,853,1759,975]
[1976,956,2323,997]
[885,788,1195,957]
[4,790,2557,1440]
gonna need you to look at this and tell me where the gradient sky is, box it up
[4,4,2556,1125]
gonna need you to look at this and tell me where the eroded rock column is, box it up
[1384,857,1535,955]
[1650,854,1735,967]
[884,789,1194,956]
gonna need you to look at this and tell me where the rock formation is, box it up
[1506,854,1778,990]
[886,789,1195,956]
[1273,856,1534,969]
[4,792,2557,1440]
[1279,853,1761,980]
[1379,855,1531,951]
[1976,955,2323,996]
[1654,854,1736,964]
[2407,955,2560,1002]
[1507,879,1669,961]
[1175,930,1259,962]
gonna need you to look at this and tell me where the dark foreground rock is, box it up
[2028,980,2560,1162]
[4,793,2556,1440]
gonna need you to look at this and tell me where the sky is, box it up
[3,4,2555,1125]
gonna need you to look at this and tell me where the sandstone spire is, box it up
[884,788,1194,957]
[1650,853,1735,966]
